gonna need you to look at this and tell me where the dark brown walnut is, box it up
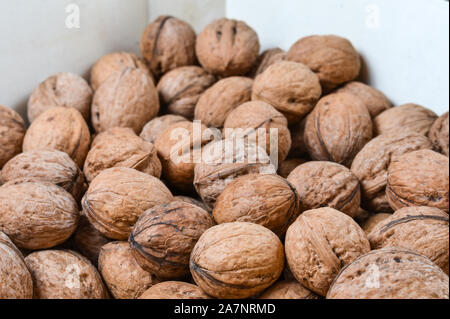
[250,48,286,78]
[327,247,449,299]
[287,35,361,92]
[213,174,300,237]
[360,213,392,234]
[368,207,449,274]
[157,66,216,119]
[194,77,253,128]
[285,208,370,296]
[82,167,173,240]
[84,127,161,182]
[429,112,449,156]
[258,280,319,300]
[289,118,309,158]
[22,107,91,167]
[252,61,322,124]
[190,222,285,299]
[27,72,93,122]
[0,180,79,250]
[141,16,197,78]
[25,250,108,299]
[374,103,438,136]
[0,105,26,169]
[91,68,159,134]
[351,132,433,213]
[287,161,361,218]
[174,196,210,213]
[304,92,373,167]
[130,202,215,279]
[139,281,210,299]
[196,18,260,77]
[387,150,449,213]
[277,158,307,179]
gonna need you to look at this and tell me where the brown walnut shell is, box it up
[139,281,210,299]
[140,115,187,144]
[360,213,392,234]
[258,280,319,300]
[277,158,307,179]
[428,112,449,157]
[0,105,26,169]
[174,196,210,213]
[250,48,286,78]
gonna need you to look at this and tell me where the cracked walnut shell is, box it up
[0,105,26,169]
[428,112,449,157]
[139,281,210,299]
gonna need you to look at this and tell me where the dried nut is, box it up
[27,72,93,122]
[141,16,197,78]
[387,150,449,213]
[429,112,449,156]
[289,118,309,158]
[98,241,158,299]
[258,280,319,299]
[287,162,361,218]
[174,196,211,213]
[327,247,449,299]
[285,208,370,296]
[0,232,33,299]
[0,105,26,169]
[304,92,373,167]
[195,77,253,128]
[25,250,108,299]
[82,167,173,240]
[84,127,161,182]
[368,206,449,274]
[360,213,392,234]
[196,18,260,77]
[351,132,433,213]
[287,35,361,92]
[130,202,215,279]
[213,174,300,237]
[190,222,285,299]
[250,48,286,78]
[252,61,322,124]
[277,158,306,179]
[91,68,159,134]
[140,115,187,144]
[139,281,210,299]
[22,107,91,167]
[0,180,79,250]
[157,66,216,119]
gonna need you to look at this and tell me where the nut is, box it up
[258,280,319,299]
[174,196,211,213]
[139,281,210,299]
[0,105,26,169]
[250,48,286,78]
[428,112,449,157]
[277,158,307,179]
[289,118,309,158]
[360,213,392,234]
[140,115,187,144]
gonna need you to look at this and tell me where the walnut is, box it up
[174,196,210,213]
[360,213,392,234]
[289,118,309,158]
[429,112,449,156]
[285,207,370,296]
[0,105,26,169]
[196,18,260,77]
[258,280,319,299]
[140,115,187,145]
[277,158,306,179]
[327,247,449,299]
[387,150,449,213]
[250,48,286,78]
[190,222,285,299]
[139,281,210,299]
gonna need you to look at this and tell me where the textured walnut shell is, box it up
[252,61,322,124]
[285,208,370,296]
[139,281,210,299]
[287,162,361,218]
[140,115,187,144]
[213,174,300,237]
[287,35,361,92]
[387,150,449,213]
[27,72,93,122]
[195,77,253,128]
[360,213,392,234]
[141,16,197,78]
[304,92,373,167]
[130,202,215,279]
[25,250,108,299]
[351,132,433,213]
[0,105,26,169]
[259,280,319,299]
[429,112,449,157]
[174,196,210,213]
[190,222,285,299]
[23,107,91,168]
[84,127,161,183]
[277,158,307,179]
[327,247,449,299]
[91,68,159,134]
[82,167,173,240]
[250,48,286,78]
[196,18,260,77]
[289,118,309,158]
[0,180,79,250]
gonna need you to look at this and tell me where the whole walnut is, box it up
[285,207,370,296]
[252,61,322,124]
[157,66,216,119]
[141,16,197,78]
[82,167,173,240]
[129,202,215,279]
[277,158,307,179]
[287,162,361,218]
[289,118,309,158]
[360,213,392,234]
[196,18,260,77]
[195,77,253,128]
[287,35,361,92]
[25,250,108,299]
[91,68,159,134]
[22,107,91,167]
[27,72,93,122]
[0,180,79,250]
[139,281,210,299]
[387,150,449,213]
[429,112,449,156]
[250,48,286,78]
[140,114,187,144]
[368,206,449,274]
[174,196,210,213]
[84,127,161,183]
[0,105,26,169]
[327,248,449,299]
[304,92,373,167]
[213,174,300,237]
[351,132,433,213]
[190,222,284,299]
[258,280,319,300]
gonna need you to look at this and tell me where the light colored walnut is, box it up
[259,280,319,299]
[0,105,26,169]
[139,281,210,299]
[140,115,187,144]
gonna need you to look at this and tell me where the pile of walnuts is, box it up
[0,16,449,300]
